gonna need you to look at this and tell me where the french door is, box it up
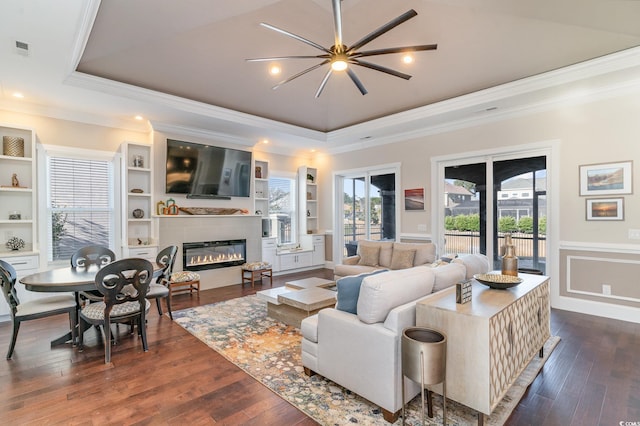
[335,165,400,262]
[436,151,549,274]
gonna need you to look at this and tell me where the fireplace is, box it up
[183,239,246,271]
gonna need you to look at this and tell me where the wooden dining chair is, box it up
[78,258,153,363]
[0,259,77,360]
[71,245,116,303]
[145,245,178,319]
[70,245,116,268]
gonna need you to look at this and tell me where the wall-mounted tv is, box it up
[166,139,252,198]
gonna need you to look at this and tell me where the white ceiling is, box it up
[1,0,640,155]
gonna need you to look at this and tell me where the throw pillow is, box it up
[358,245,380,266]
[390,248,416,270]
[335,269,388,314]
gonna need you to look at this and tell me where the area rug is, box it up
[173,295,560,425]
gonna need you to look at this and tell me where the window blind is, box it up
[48,157,114,262]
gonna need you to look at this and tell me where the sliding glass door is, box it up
[336,166,399,261]
[438,152,549,274]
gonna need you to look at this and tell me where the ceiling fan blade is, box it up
[346,68,368,95]
[272,60,330,90]
[332,0,343,50]
[351,59,412,80]
[260,22,331,54]
[353,44,438,58]
[246,55,330,62]
[315,69,333,98]
[346,9,418,54]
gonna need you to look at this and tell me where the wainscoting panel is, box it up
[560,246,640,308]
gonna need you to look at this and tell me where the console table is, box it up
[416,273,550,424]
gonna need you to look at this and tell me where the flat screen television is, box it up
[165,139,252,198]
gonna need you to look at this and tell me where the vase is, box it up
[501,234,518,276]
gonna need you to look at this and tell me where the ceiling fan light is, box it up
[403,54,413,64]
[331,59,348,71]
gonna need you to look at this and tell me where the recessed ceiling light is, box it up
[269,65,281,75]
[12,92,24,99]
[402,54,413,64]
[310,149,316,153]
[134,115,144,121]
[261,139,269,144]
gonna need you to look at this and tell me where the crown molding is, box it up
[0,98,151,134]
[325,47,640,153]
[150,121,256,147]
[65,72,327,143]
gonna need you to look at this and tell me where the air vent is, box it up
[15,40,29,56]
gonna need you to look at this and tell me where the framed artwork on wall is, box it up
[404,188,425,211]
[586,197,624,221]
[579,161,633,196]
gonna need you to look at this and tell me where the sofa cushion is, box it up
[390,248,416,270]
[358,240,394,268]
[335,269,389,314]
[393,242,437,266]
[358,244,380,267]
[453,253,491,279]
[357,266,435,324]
[432,262,467,293]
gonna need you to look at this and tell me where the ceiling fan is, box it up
[247,0,437,97]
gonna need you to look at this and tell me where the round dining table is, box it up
[20,262,163,292]
[19,263,163,346]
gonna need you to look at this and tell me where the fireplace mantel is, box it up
[158,216,261,290]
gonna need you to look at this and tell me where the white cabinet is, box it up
[0,124,37,257]
[0,254,40,319]
[262,237,278,272]
[279,251,312,271]
[300,234,325,266]
[298,166,318,236]
[128,246,158,262]
[119,142,158,258]
[254,160,269,217]
[311,235,325,266]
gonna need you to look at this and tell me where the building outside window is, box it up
[268,175,296,245]
[45,153,115,262]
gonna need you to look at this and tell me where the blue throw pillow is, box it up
[335,269,388,314]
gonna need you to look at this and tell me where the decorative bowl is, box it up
[473,273,523,289]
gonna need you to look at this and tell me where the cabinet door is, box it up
[279,253,296,271]
[262,239,278,272]
[312,242,325,266]
[489,303,518,407]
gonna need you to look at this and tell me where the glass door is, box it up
[438,153,548,274]
[337,169,398,260]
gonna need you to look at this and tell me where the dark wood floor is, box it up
[1,268,638,425]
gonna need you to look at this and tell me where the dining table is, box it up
[20,263,163,346]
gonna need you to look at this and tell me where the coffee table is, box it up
[256,285,336,328]
[285,277,335,290]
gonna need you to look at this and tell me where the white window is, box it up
[43,148,117,263]
[268,175,297,245]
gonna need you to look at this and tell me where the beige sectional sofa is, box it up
[301,253,491,423]
[334,240,437,279]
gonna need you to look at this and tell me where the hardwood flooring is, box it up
[1,268,638,425]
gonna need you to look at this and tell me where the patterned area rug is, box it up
[173,295,560,425]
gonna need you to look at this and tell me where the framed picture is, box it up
[586,197,624,221]
[404,188,425,211]
[579,161,633,196]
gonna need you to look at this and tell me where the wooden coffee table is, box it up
[257,286,336,328]
[284,277,335,290]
